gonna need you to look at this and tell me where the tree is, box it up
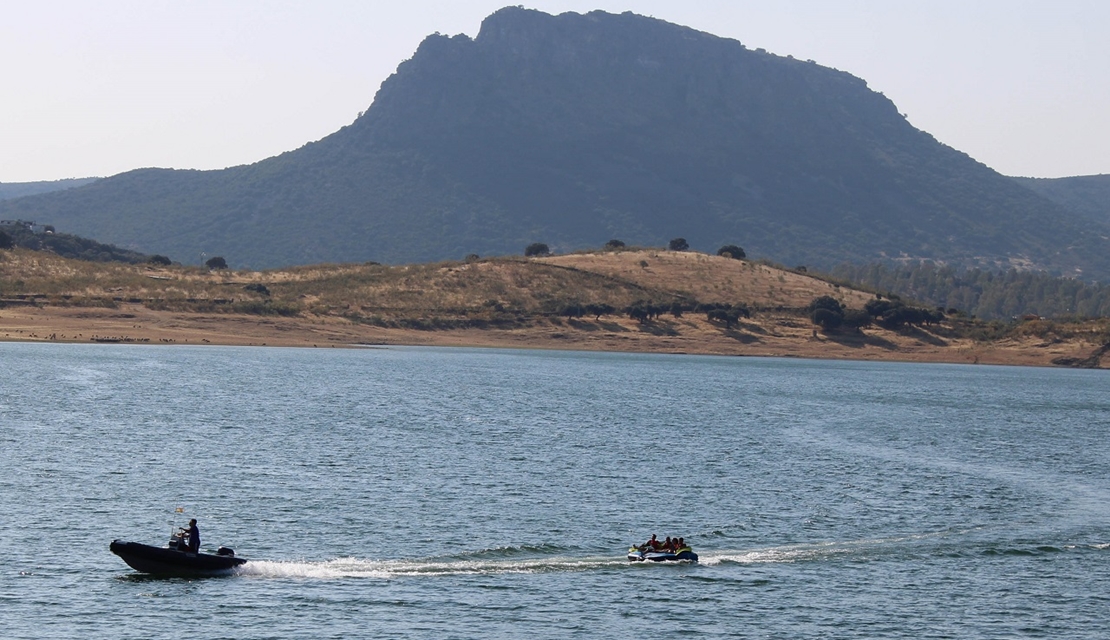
[205,256,229,270]
[809,296,844,330]
[584,303,614,320]
[842,308,872,330]
[524,242,550,257]
[865,297,899,318]
[708,308,740,329]
[668,237,689,251]
[560,302,584,318]
[809,296,844,314]
[625,303,650,324]
[604,239,625,250]
[0,230,12,250]
[717,244,745,259]
[812,307,844,330]
[148,254,172,266]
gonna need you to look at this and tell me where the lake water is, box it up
[1,343,1108,638]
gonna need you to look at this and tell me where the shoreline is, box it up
[2,303,1105,369]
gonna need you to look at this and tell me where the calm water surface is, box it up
[1,343,1108,638]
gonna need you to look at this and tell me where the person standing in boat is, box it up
[183,519,200,553]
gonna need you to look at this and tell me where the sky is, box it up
[2,0,1107,183]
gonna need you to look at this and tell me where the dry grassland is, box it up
[1,248,1107,368]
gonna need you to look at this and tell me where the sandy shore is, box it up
[2,302,1105,368]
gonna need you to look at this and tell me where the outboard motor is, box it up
[216,547,235,557]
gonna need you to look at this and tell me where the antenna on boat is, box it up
[170,506,184,538]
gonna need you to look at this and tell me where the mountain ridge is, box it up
[2,7,1107,278]
[1013,174,1110,225]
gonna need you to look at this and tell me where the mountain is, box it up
[1013,174,1110,225]
[3,7,1108,278]
[0,178,98,201]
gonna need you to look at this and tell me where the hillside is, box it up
[0,178,98,201]
[1,248,1107,367]
[831,261,1110,320]
[1013,174,1110,225]
[2,8,1107,279]
[0,221,151,263]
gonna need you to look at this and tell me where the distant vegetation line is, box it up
[4,216,1110,322]
[0,222,151,264]
[828,262,1110,320]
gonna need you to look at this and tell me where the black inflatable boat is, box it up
[110,535,246,575]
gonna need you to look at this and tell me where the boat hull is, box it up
[110,540,246,575]
[627,548,698,563]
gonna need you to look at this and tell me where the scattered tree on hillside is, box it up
[205,256,229,270]
[668,237,689,251]
[809,295,845,330]
[148,254,172,266]
[0,230,12,250]
[624,300,671,324]
[699,302,750,329]
[626,303,649,324]
[841,308,872,331]
[604,239,626,250]
[524,242,550,257]
[717,244,745,259]
[861,294,943,329]
[585,303,614,320]
[559,302,585,318]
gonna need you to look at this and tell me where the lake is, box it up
[2,343,1108,638]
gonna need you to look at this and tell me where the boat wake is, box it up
[236,553,626,579]
[230,529,1107,579]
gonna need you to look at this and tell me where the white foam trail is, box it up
[233,531,981,578]
[699,529,980,566]
[235,554,625,579]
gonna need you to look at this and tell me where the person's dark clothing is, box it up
[187,523,200,553]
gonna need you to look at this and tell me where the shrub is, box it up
[668,237,689,251]
[717,244,745,259]
[524,243,550,257]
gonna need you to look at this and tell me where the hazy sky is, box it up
[3,1,1107,183]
